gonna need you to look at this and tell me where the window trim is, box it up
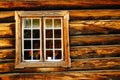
[15,11,71,68]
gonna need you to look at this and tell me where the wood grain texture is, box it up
[70,10,120,20]
[0,45,120,59]
[71,45,120,59]
[0,38,15,49]
[0,23,15,37]
[0,0,120,10]
[0,49,15,59]
[0,58,120,73]
[70,20,120,35]
[70,34,120,46]
[0,70,120,80]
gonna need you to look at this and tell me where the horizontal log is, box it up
[0,45,120,59]
[0,70,120,80]
[70,10,120,20]
[0,57,120,73]
[70,34,120,46]
[0,10,120,23]
[0,0,120,10]
[0,23,15,37]
[0,49,15,59]
[70,20,120,35]
[71,45,120,59]
[0,38,15,49]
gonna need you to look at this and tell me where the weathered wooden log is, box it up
[0,45,120,59]
[0,23,15,37]
[70,20,120,35]
[0,70,120,80]
[71,45,120,59]
[0,49,15,59]
[70,34,120,46]
[0,38,15,49]
[0,10,120,23]
[0,0,120,10]
[0,58,120,73]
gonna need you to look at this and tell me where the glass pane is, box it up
[46,40,53,49]
[46,30,53,38]
[24,30,31,38]
[24,40,31,49]
[33,30,40,38]
[54,29,61,38]
[33,19,40,28]
[55,40,61,48]
[46,50,53,60]
[55,50,62,59]
[33,40,40,49]
[24,50,31,60]
[54,19,61,28]
[33,50,40,60]
[24,19,31,28]
[45,19,52,28]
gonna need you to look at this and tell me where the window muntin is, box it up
[22,18,63,62]
[22,18,42,62]
[44,18,63,61]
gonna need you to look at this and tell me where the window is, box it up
[15,11,70,68]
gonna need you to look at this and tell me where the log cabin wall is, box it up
[0,0,120,80]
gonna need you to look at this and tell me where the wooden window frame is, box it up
[15,11,71,68]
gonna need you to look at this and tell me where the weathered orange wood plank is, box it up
[0,0,120,10]
[0,23,15,37]
[71,45,120,59]
[0,39,15,49]
[0,70,120,80]
[0,58,120,73]
[70,20,120,35]
[70,34,120,46]
[0,49,15,59]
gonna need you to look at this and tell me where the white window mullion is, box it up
[53,19,55,60]
[31,19,33,60]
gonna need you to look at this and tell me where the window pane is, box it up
[24,40,31,49]
[24,30,31,38]
[46,30,53,38]
[46,50,53,60]
[33,50,40,60]
[55,40,61,48]
[54,19,61,28]
[33,40,40,49]
[46,40,53,49]
[55,50,62,59]
[33,19,40,28]
[24,19,31,28]
[54,29,61,38]
[33,30,40,38]
[24,50,31,60]
[45,19,52,28]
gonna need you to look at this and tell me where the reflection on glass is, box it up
[24,40,31,49]
[24,30,31,38]
[46,40,53,49]
[33,19,40,28]
[33,50,40,60]
[54,29,61,38]
[54,19,61,28]
[33,30,40,38]
[33,40,40,49]
[24,50,31,60]
[55,40,61,48]
[55,50,62,59]
[24,19,31,28]
[46,30,53,38]
[45,19,52,28]
[46,50,53,60]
